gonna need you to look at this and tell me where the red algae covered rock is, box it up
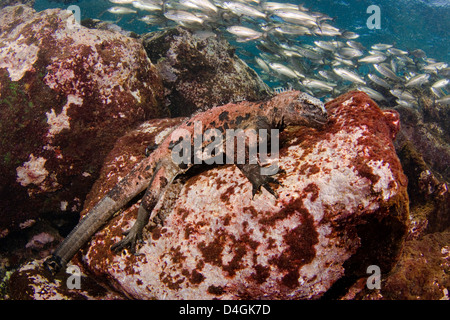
[0,5,165,235]
[73,91,409,299]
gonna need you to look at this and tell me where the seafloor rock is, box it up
[0,5,166,235]
[346,230,450,300]
[52,90,408,300]
[393,94,450,237]
[0,0,34,9]
[378,230,450,300]
[6,259,124,300]
[395,140,449,238]
[394,100,450,183]
[142,27,272,117]
[346,95,450,301]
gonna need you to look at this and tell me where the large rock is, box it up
[340,94,450,300]
[0,0,34,9]
[142,27,272,117]
[42,90,407,300]
[0,5,166,236]
[392,93,450,237]
[373,230,450,300]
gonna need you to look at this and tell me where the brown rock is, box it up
[142,27,272,117]
[0,5,166,235]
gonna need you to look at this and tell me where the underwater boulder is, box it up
[0,5,166,236]
[393,96,450,237]
[6,258,125,300]
[56,91,408,299]
[0,0,34,10]
[141,27,272,117]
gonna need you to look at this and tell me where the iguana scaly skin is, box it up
[44,91,327,275]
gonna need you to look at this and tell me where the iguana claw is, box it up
[111,228,143,255]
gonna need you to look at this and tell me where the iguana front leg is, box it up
[237,163,282,198]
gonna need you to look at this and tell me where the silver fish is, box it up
[390,89,416,101]
[333,68,366,84]
[423,62,448,72]
[138,14,166,24]
[371,43,393,50]
[302,78,336,91]
[314,23,341,36]
[358,54,387,64]
[107,6,138,14]
[405,74,430,87]
[373,64,402,82]
[387,48,408,56]
[410,49,426,58]
[272,24,311,36]
[187,0,218,13]
[318,70,341,81]
[396,99,416,108]
[262,2,301,12]
[430,87,445,98]
[255,57,270,73]
[109,0,135,4]
[269,62,299,78]
[164,10,204,24]
[436,95,450,105]
[273,9,318,27]
[222,1,266,19]
[295,46,324,60]
[357,86,386,101]
[333,56,355,67]
[314,40,336,52]
[338,47,364,59]
[346,40,365,50]
[431,79,450,88]
[226,26,263,40]
[341,31,360,39]
[132,0,162,11]
[368,74,391,89]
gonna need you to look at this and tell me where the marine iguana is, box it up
[44,91,327,275]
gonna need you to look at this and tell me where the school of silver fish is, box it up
[104,0,450,106]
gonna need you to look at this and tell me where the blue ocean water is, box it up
[33,0,450,65]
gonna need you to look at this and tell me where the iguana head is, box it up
[277,92,328,128]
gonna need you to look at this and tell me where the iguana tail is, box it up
[44,155,160,275]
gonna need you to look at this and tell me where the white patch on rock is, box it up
[19,219,36,229]
[130,90,141,103]
[25,232,55,249]
[0,34,40,81]
[342,97,353,107]
[16,154,49,187]
[137,122,158,134]
[367,159,396,200]
[60,201,68,211]
[46,94,83,138]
